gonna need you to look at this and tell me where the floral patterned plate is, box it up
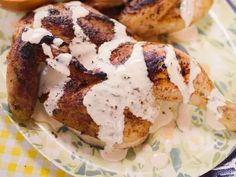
[1,0,236,176]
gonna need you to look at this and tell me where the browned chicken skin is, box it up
[6,2,236,148]
[84,0,214,37]
[119,0,214,37]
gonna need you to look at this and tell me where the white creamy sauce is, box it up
[41,44,72,115]
[188,59,201,97]
[66,1,98,69]
[180,0,195,27]
[39,66,71,116]
[69,38,97,67]
[164,45,187,102]
[65,2,158,148]
[53,38,64,47]
[21,5,74,117]
[164,45,200,104]
[21,28,52,44]
[42,43,53,59]
[66,2,89,37]
[46,53,72,76]
[207,88,226,119]
[84,43,159,148]
[33,5,52,28]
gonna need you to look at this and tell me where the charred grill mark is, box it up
[80,80,89,87]
[124,0,157,13]
[48,8,60,15]
[44,15,71,26]
[64,80,88,93]
[62,80,89,108]
[20,42,35,60]
[71,59,108,81]
[89,13,113,25]
[144,51,166,82]
[43,15,74,40]
[93,71,108,80]
[39,92,49,103]
[110,43,134,65]
[78,13,114,46]
[40,35,55,45]
[74,60,88,72]
[176,53,190,84]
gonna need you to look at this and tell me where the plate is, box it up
[0,0,236,176]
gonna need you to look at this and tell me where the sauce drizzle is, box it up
[164,45,200,103]
[180,0,195,27]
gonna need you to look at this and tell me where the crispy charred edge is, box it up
[41,5,115,47]
[144,50,166,82]
[124,0,158,13]
[110,42,134,65]
[71,59,108,81]
[78,12,115,46]
[41,5,75,43]
[7,27,47,120]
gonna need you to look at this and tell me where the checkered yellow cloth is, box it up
[0,113,71,177]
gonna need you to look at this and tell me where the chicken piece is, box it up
[86,0,124,9]
[6,2,235,149]
[119,0,214,37]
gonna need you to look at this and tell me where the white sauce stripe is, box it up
[84,42,160,148]
[42,43,53,59]
[67,1,97,69]
[21,28,52,44]
[207,88,226,119]
[21,4,70,117]
[33,4,52,28]
[53,38,64,47]
[164,45,200,103]
[66,1,89,38]
[65,2,159,148]
[46,53,72,76]
[180,0,195,27]
[43,75,71,116]
[188,58,201,98]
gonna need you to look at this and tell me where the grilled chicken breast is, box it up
[119,0,214,37]
[7,2,235,149]
[83,0,213,37]
[86,0,124,9]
